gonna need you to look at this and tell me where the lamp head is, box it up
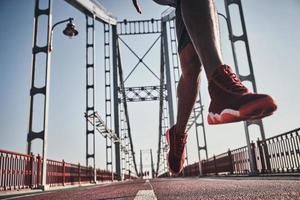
[63,19,78,38]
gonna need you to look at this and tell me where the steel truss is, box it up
[66,0,121,183]
[85,112,119,142]
[112,18,176,179]
[24,0,118,187]
[120,107,131,179]
[27,0,267,185]
[119,86,167,103]
[111,33,142,179]
[156,105,169,176]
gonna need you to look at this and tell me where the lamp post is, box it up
[40,17,78,189]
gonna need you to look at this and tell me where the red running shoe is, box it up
[165,126,187,175]
[208,65,277,125]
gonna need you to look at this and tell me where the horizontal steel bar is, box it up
[64,0,117,25]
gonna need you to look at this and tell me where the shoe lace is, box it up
[217,65,248,93]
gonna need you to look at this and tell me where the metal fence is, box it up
[159,127,300,177]
[0,150,34,191]
[183,162,199,176]
[0,150,135,191]
[193,127,299,176]
[258,128,300,173]
[231,145,251,174]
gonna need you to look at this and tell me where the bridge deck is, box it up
[2,177,299,200]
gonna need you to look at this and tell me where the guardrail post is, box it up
[228,149,234,174]
[36,154,41,187]
[78,163,81,185]
[198,160,202,177]
[250,142,258,174]
[263,140,272,173]
[213,155,217,175]
[62,160,65,186]
[201,160,205,175]
[96,169,98,182]
[257,139,266,173]
[30,153,35,188]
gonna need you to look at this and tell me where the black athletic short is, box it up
[153,0,191,53]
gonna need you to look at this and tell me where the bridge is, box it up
[0,0,300,199]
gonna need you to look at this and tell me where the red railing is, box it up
[159,127,300,177]
[0,149,35,191]
[183,162,199,176]
[0,150,136,191]
[183,127,300,176]
[46,159,95,187]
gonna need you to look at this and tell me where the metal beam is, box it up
[118,18,161,35]
[85,112,120,142]
[85,15,97,183]
[161,8,176,22]
[27,0,52,190]
[156,36,166,176]
[162,21,175,126]
[119,85,167,103]
[112,25,121,180]
[103,22,114,178]
[117,40,139,177]
[64,0,117,25]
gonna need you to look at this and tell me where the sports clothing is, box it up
[166,126,187,175]
[208,65,277,124]
[153,0,191,53]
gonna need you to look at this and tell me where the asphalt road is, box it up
[2,177,300,200]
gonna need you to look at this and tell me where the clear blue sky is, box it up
[0,0,299,174]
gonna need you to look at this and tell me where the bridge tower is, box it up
[27,0,53,189]
[27,0,120,188]
[223,0,271,174]
[85,14,97,183]
[112,18,174,178]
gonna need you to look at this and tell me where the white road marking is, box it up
[134,190,157,200]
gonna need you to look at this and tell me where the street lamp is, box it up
[49,17,78,51]
[40,17,78,190]
[63,18,79,37]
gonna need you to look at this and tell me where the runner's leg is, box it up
[180,0,223,79]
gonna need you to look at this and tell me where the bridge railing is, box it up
[258,128,300,173]
[183,162,199,176]
[231,145,251,174]
[0,150,136,192]
[46,159,95,187]
[0,149,34,191]
[184,127,300,176]
[158,127,300,177]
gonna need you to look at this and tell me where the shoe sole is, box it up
[208,96,277,125]
[165,130,184,176]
